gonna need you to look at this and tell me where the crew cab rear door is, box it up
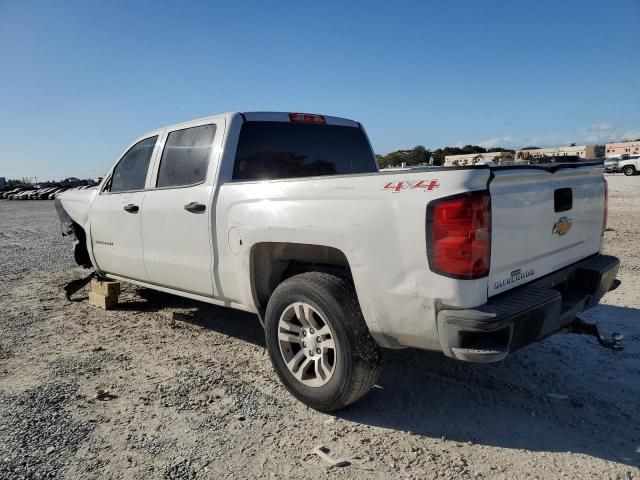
[488,164,605,297]
[140,117,225,296]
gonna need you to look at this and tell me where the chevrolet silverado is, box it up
[56,112,620,411]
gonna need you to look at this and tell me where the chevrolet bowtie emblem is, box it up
[552,216,573,236]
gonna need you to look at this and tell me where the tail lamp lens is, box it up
[427,191,491,279]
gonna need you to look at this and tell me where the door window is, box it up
[108,136,158,193]
[156,124,217,188]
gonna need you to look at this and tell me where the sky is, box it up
[0,0,639,180]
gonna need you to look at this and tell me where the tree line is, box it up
[375,145,516,169]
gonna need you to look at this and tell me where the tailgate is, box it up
[488,164,605,297]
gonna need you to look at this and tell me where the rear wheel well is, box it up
[250,243,353,318]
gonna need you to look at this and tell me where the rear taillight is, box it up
[603,178,608,234]
[288,112,326,124]
[427,191,491,279]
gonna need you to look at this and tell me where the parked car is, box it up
[36,187,55,199]
[16,190,35,200]
[48,188,65,199]
[52,189,68,199]
[33,188,46,199]
[604,159,620,173]
[545,155,582,164]
[5,190,22,199]
[55,111,620,411]
[30,188,50,199]
[46,187,62,198]
[618,156,640,176]
[1,188,23,199]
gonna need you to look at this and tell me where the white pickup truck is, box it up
[618,156,640,176]
[56,111,621,411]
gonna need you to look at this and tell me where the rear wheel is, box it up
[265,272,382,412]
[623,165,636,176]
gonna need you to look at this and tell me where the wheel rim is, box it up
[277,302,337,387]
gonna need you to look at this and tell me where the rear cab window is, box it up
[232,121,377,181]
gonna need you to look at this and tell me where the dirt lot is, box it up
[1,175,639,480]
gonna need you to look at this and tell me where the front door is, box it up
[90,135,159,281]
[141,119,223,296]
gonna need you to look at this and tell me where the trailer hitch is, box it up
[566,317,624,351]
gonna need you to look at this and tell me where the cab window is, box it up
[107,136,158,193]
[232,121,377,181]
[156,124,216,188]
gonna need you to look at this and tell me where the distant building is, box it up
[515,145,602,162]
[605,140,640,158]
[444,151,515,167]
[0,177,5,191]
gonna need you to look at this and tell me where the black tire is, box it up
[265,272,382,412]
[623,165,636,176]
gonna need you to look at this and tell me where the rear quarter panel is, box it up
[215,168,491,350]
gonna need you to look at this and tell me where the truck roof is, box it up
[140,111,360,139]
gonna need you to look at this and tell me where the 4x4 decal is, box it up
[382,179,439,193]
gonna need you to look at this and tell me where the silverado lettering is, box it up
[494,268,535,290]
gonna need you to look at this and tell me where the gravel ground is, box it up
[0,174,639,479]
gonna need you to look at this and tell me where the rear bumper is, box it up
[437,254,620,362]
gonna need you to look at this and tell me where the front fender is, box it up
[55,188,97,229]
[55,189,97,268]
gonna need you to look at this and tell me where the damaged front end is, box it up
[55,197,92,268]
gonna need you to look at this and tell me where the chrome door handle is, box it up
[184,202,206,214]
[123,204,139,213]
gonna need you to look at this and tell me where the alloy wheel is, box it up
[277,302,337,387]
